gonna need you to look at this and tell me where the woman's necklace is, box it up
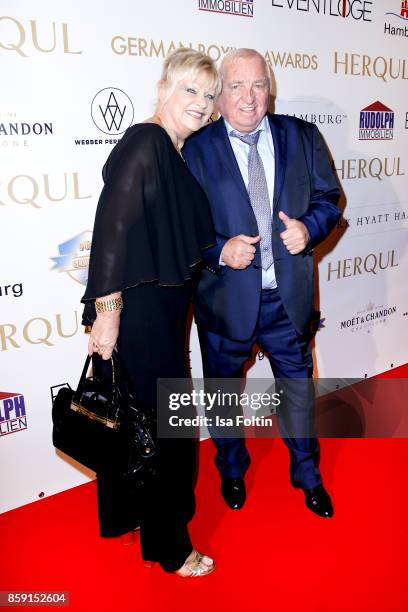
[152,114,185,161]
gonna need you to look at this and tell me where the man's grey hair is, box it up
[218,48,273,93]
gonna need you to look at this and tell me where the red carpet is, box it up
[1,366,407,612]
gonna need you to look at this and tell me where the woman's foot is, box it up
[174,549,215,577]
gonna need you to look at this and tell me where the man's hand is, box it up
[278,211,310,255]
[220,235,260,269]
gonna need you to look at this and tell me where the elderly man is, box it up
[183,49,340,517]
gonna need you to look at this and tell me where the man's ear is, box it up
[157,80,166,103]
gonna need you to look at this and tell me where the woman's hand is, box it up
[88,312,120,360]
[88,293,122,360]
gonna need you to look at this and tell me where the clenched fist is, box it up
[278,211,310,255]
[220,235,260,269]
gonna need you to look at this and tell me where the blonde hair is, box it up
[219,48,273,93]
[159,48,221,103]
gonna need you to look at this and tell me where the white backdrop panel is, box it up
[1,0,407,512]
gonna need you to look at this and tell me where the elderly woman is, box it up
[81,49,219,577]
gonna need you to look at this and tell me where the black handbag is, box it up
[52,351,156,477]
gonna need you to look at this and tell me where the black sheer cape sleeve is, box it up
[81,123,215,323]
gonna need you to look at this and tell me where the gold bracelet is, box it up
[95,296,123,314]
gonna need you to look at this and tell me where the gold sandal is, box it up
[175,550,216,578]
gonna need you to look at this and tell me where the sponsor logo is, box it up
[340,302,398,334]
[50,383,71,409]
[334,52,408,81]
[384,2,408,37]
[0,16,82,57]
[271,0,373,21]
[327,250,398,281]
[309,315,325,336]
[0,112,54,149]
[332,156,404,181]
[0,283,23,298]
[0,173,91,208]
[0,392,27,436]
[384,21,408,37]
[359,101,394,141]
[265,50,318,70]
[91,88,134,136]
[198,0,254,17]
[276,100,347,125]
[287,112,345,124]
[0,311,80,352]
[0,120,53,136]
[50,231,91,285]
[335,210,408,237]
[111,36,234,61]
[74,88,134,147]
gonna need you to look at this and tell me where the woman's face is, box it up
[161,71,216,139]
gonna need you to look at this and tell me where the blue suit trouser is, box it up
[198,287,322,490]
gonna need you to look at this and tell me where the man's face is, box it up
[217,54,270,133]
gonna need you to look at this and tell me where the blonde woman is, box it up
[82,49,220,577]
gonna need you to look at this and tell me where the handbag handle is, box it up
[72,352,119,405]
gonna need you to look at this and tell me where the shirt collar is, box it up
[224,114,269,137]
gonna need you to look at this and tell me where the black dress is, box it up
[82,123,215,572]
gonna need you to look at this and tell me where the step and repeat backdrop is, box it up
[1,0,407,513]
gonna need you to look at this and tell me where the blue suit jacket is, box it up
[183,113,340,341]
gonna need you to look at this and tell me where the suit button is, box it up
[253,264,260,269]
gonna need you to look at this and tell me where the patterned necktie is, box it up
[231,130,273,270]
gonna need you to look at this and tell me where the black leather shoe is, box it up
[303,484,334,518]
[221,477,246,510]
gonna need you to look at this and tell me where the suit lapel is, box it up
[210,115,287,212]
[211,118,250,204]
[268,113,287,209]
